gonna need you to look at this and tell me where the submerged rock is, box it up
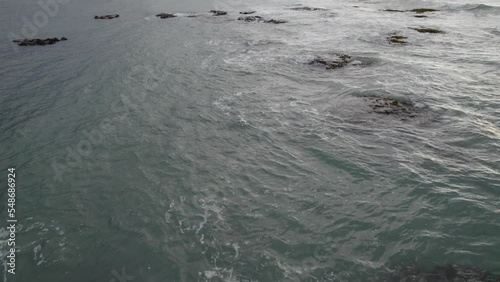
[414,15,427,18]
[210,10,228,16]
[365,97,418,117]
[239,11,256,14]
[156,13,177,19]
[238,16,263,22]
[289,7,327,11]
[411,27,444,33]
[12,37,67,46]
[263,19,288,24]
[310,54,352,69]
[387,34,408,44]
[94,14,119,19]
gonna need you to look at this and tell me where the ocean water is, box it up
[0,0,499,281]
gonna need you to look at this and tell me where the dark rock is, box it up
[238,16,263,22]
[94,14,119,19]
[414,15,427,18]
[289,7,327,11]
[12,37,68,46]
[409,8,439,13]
[383,9,405,12]
[239,11,256,14]
[411,27,444,33]
[263,19,288,24]
[156,13,177,19]
[309,53,351,69]
[387,34,408,44]
[210,10,227,16]
[365,97,418,117]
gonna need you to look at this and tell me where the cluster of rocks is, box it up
[237,15,288,24]
[210,10,227,16]
[239,11,256,15]
[12,37,67,46]
[309,54,352,70]
[94,14,119,19]
[156,13,176,19]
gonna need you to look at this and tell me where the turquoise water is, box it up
[1,0,500,281]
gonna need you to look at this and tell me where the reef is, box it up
[156,13,177,19]
[239,11,256,14]
[387,34,408,44]
[309,54,352,70]
[289,7,327,11]
[94,14,119,19]
[411,27,444,33]
[12,37,67,46]
[210,10,228,16]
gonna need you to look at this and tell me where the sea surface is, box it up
[0,0,499,281]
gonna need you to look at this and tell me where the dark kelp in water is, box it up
[12,37,67,46]
[373,263,500,282]
[310,54,352,70]
[210,10,228,16]
[94,14,119,19]
[411,27,444,33]
[156,13,176,19]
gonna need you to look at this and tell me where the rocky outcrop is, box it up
[239,11,256,14]
[289,7,327,11]
[309,54,351,69]
[94,14,119,19]
[387,34,408,44]
[156,13,177,19]
[409,8,439,14]
[238,16,263,22]
[383,8,439,13]
[210,10,228,16]
[12,37,67,46]
[263,19,288,24]
[365,97,418,117]
[411,27,444,33]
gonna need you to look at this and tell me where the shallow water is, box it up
[0,0,499,281]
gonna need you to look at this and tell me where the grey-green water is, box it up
[1,0,500,281]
